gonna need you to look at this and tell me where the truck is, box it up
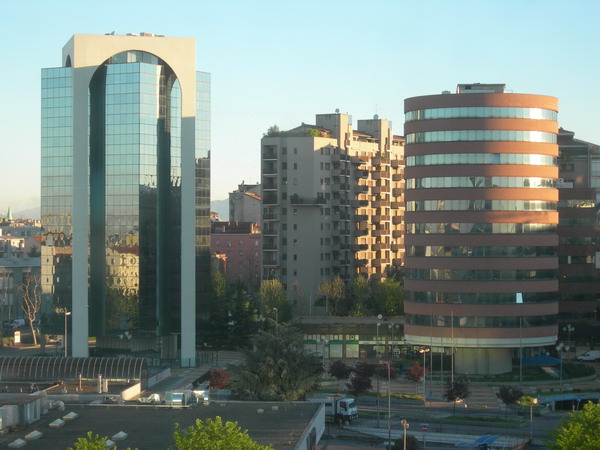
[309,394,358,424]
[576,350,600,362]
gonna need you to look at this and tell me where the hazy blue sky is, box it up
[1,0,599,214]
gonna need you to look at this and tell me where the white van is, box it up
[576,350,600,362]
[11,319,25,330]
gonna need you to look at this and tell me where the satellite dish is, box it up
[335,108,340,113]
[374,114,379,119]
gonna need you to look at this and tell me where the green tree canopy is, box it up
[373,278,404,316]
[350,275,370,316]
[443,380,471,415]
[259,279,290,322]
[230,323,322,401]
[171,416,272,450]
[318,276,346,316]
[69,432,112,450]
[548,402,600,449]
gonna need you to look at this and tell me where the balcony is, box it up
[351,199,369,208]
[391,243,402,252]
[263,193,278,205]
[391,159,402,168]
[372,186,390,194]
[262,146,277,160]
[371,200,391,208]
[355,170,369,178]
[263,257,279,267]
[355,228,368,236]
[263,180,278,190]
[263,225,277,236]
[263,211,279,220]
[351,154,369,164]
[263,242,278,250]
[392,188,403,197]
[372,156,390,166]
[392,173,403,181]
[352,243,369,251]
[289,194,325,206]
[262,162,277,175]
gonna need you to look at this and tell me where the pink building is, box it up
[211,222,261,288]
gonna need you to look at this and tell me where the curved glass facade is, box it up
[405,106,557,122]
[407,314,557,328]
[406,130,556,144]
[407,245,557,257]
[407,176,556,189]
[408,222,556,234]
[407,200,556,212]
[407,153,556,167]
[407,268,556,281]
[408,291,559,304]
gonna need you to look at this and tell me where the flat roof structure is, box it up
[0,401,324,449]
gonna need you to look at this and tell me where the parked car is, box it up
[11,319,25,330]
[576,350,600,362]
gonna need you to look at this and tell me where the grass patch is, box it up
[445,415,523,425]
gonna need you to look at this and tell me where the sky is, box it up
[1,0,599,216]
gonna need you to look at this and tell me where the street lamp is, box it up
[401,419,409,450]
[556,342,569,385]
[388,323,399,359]
[376,314,382,358]
[379,361,392,449]
[273,307,278,323]
[64,310,71,358]
[419,348,430,405]
[319,336,329,367]
[563,324,575,353]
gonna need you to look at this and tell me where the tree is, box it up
[548,402,600,449]
[209,368,231,390]
[407,362,425,395]
[258,279,290,322]
[392,433,420,450]
[230,323,322,401]
[318,276,346,316]
[442,380,471,416]
[19,273,41,345]
[376,362,398,380]
[263,125,281,137]
[498,386,524,418]
[69,431,111,450]
[373,278,404,316]
[346,362,376,396]
[328,360,353,389]
[171,416,272,450]
[350,275,370,316]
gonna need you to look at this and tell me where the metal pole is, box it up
[423,350,426,406]
[519,317,522,384]
[387,362,391,450]
[64,312,67,358]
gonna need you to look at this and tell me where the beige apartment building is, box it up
[261,112,404,316]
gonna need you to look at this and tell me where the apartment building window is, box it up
[215,240,220,245]
[282,147,287,155]
[293,254,297,261]
[294,148,298,154]
[325,163,330,170]
[239,251,243,256]
[293,208,298,215]
[293,239,297,245]
[282,162,287,169]
[293,270,297,276]
[293,224,297,230]
[293,163,298,170]
[294,178,298,185]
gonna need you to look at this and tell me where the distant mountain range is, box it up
[3,200,231,222]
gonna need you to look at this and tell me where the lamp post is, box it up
[273,307,278,323]
[530,397,538,440]
[64,310,71,358]
[379,360,392,449]
[376,314,382,428]
[419,348,430,406]
[401,419,409,450]
[388,323,398,359]
[556,343,569,386]
[563,324,575,354]
[319,336,329,368]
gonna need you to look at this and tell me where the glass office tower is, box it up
[41,34,209,365]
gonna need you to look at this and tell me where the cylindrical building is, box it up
[403,84,559,374]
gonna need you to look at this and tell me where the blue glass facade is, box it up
[41,67,73,310]
[42,45,209,345]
